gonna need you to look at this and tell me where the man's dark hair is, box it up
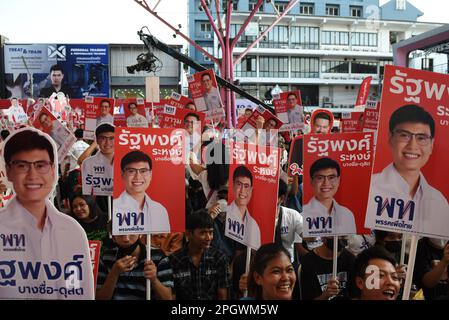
[184,112,200,122]
[50,64,64,74]
[233,165,253,186]
[74,128,83,139]
[4,129,55,164]
[95,123,114,137]
[186,209,214,230]
[313,112,331,124]
[278,179,288,198]
[287,93,298,99]
[245,108,253,112]
[100,99,110,107]
[201,73,211,80]
[120,150,152,171]
[127,102,137,109]
[310,157,340,178]
[350,246,398,298]
[389,104,435,138]
[69,193,104,221]
[0,130,10,140]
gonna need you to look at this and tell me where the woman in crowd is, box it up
[69,193,108,240]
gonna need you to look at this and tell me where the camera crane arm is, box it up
[137,30,274,114]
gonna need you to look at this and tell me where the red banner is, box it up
[362,100,380,132]
[341,112,364,133]
[272,90,304,132]
[83,96,115,139]
[310,109,335,134]
[88,240,101,290]
[355,76,372,107]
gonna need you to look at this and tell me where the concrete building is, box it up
[188,0,442,110]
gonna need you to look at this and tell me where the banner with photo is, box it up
[341,111,364,133]
[82,96,115,139]
[272,90,305,132]
[288,135,304,177]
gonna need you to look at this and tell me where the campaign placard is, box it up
[341,112,364,133]
[158,105,205,130]
[288,135,304,177]
[187,69,225,122]
[362,100,380,132]
[272,91,305,132]
[303,132,374,237]
[88,240,101,290]
[121,98,148,128]
[309,109,335,134]
[113,128,185,235]
[166,92,196,110]
[83,96,115,140]
[365,65,449,239]
[226,142,280,250]
[235,99,258,129]
[32,106,76,161]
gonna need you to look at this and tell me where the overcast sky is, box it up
[0,0,447,45]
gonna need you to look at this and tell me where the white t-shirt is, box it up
[0,198,94,299]
[365,163,449,239]
[126,114,148,128]
[303,197,356,237]
[113,191,170,234]
[276,206,303,262]
[81,152,113,196]
[225,201,261,249]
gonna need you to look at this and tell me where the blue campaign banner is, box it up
[4,44,109,99]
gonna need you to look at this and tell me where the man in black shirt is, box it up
[39,64,74,98]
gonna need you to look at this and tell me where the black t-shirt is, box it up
[39,84,74,98]
[300,248,355,300]
[414,238,449,300]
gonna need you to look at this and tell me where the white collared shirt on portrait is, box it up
[225,201,261,249]
[126,114,149,128]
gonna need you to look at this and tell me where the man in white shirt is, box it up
[365,104,449,238]
[82,123,114,196]
[113,150,170,235]
[184,112,202,163]
[96,99,114,126]
[126,102,148,128]
[303,157,356,236]
[0,128,94,299]
[38,112,67,149]
[286,93,304,126]
[225,165,261,249]
[201,73,223,111]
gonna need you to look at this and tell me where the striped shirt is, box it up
[97,243,174,300]
[169,245,231,300]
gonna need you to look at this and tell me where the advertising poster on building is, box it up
[4,44,109,99]
[32,106,76,161]
[83,96,115,140]
[303,132,374,237]
[226,142,280,250]
[112,128,185,235]
[365,65,449,239]
[341,111,364,133]
[288,135,304,177]
[187,69,225,123]
[272,90,305,132]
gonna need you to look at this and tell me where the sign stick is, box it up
[400,233,407,266]
[401,235,418,300]
[332,235,338,279]
[146,234,152,301]
[243,246,252,298]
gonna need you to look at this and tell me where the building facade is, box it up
[188,0,442,110]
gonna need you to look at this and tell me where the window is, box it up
[231,24,256,47]
[396,0,406,10]
[422,58,434,72]
[351,32,378,47]
[326,5,339,16]
[275,2,287,13]
[259,56,289,77]
[235,56,257,77]
[203,47,214,61]
[322,31,349,45]
[222,1,238,11]
[351,61,378,74]
[291,57,319,78]
[300,3,314,15]
[249,0,264,12]
[291,26,319,49]
[379,60,393,75]
[260,25,289,48]
[200,23,212,32]
[350,6,362,18]
[322,60,349,73]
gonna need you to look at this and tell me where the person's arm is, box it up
[189,162,205,177]
[315,278,340,300]
[77,141,97,165]
[295,243,310,258]
[422,245,449,288]
[289,175,299,197]
[96,256,137,300]
[144,260,173,300]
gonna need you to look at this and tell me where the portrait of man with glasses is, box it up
[96,99,114,127]
[113,150,170,234]
[0,128,94,299]
[82,123,114,196]
[126,102,148,128]
[303,157,356,236]
[225,165,261,249]
[366,104,449,236]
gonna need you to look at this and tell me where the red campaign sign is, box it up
[310,109,335,134]
[113,128,186,235]
[341,112,364,133]
[287,135,303,177]
[88,240,101,290]
[362,100,380,132]
[365,65,449,239]
[120,98,149,128]
[272,90,304,132]
[158,105,205,130]
[0,99,28,109]
[226,142,280,250]
[166,92,195,110]
[237,106,283,145]
[187,69,225,122]
[303,132,374,237]
[83,96,115,139]
[356,76,372,107]
[32,106,76,161]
